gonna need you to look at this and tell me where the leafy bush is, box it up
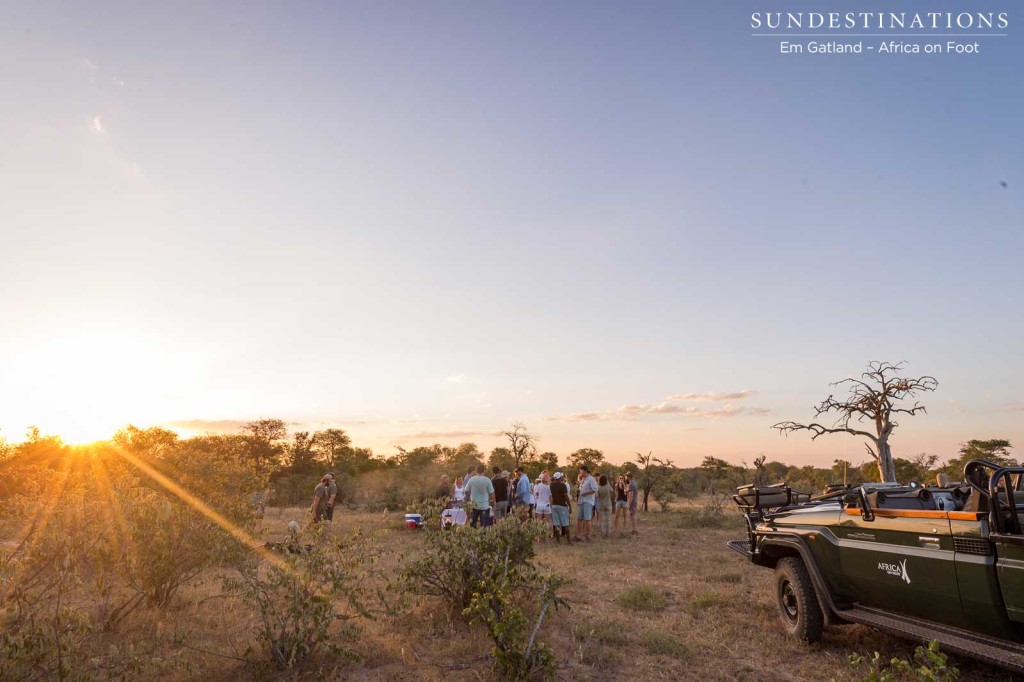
[117,485,240,606]
[0,481,200,680]
[230,525,385,670]
[404,520,568,679]
[846,640,959,682]
[652,488,675,513]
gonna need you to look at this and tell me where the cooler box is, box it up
[404,513,422,529]
[733,485,792,510]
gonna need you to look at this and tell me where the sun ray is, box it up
[89,449,132,554]
[108,445,292,573]
[6,444,79,590]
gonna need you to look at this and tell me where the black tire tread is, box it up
[775,556,824,643]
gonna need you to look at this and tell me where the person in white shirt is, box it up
[533,473,552,526]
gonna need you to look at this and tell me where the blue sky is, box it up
[1,1,1021,466]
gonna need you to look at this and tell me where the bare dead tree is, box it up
[501,422,537,468]
[745,453,769,487]
[773,361,938,483]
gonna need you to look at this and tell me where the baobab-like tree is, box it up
[772,361,938,483]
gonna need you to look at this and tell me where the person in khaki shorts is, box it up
[575,465,597,542]
[549,472,572,543]
[626,472,639,535]
[491,467,509,522]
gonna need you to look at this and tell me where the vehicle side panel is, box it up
[839,512,963,625]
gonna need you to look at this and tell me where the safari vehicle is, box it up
[728,459,1024,673]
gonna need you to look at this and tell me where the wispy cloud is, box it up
[619,403,745,417]
[164,419,249,433]
[163,418,302,433]
[447,374,467,384]
[392,430,502,443]
[545,385,772,422]
[999,404,1024,413]
[92,116,105,134]
[555,412,622,423]
[82,58,98,72]
[666,390,756,402]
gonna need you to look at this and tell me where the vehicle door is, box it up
[992,534,1024,623]
[988,469,1024,625]
[839,507,963,625]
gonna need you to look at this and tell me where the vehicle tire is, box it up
[775,557,824,643]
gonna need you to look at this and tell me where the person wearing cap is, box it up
[310,475,332,523]
[550,472,572,543]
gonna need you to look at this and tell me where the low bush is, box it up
[404,520,568,680]
[845,640,959,682]
[229,524,385,670]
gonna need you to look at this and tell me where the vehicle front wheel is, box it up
[774,557,823,643]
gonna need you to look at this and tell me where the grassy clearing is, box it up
[3,502,1014,681]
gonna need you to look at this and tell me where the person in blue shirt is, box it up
[465,464,495,528]
[513,466,534,519]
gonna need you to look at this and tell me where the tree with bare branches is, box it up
[636,451,676,512]
[773,361,938,483]
[501,422,537,468]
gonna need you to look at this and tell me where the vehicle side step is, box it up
[726,540,751,557]
[837,604,1024,673]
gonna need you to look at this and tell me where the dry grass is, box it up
[6,504,1015,681]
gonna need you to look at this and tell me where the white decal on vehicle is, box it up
[877,559,911,584]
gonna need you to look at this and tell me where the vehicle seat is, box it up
[867,488,937,511]
[962,489,989,513]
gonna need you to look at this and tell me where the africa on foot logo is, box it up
[878,558,911,584]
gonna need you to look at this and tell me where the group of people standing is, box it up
[441,464,640,542]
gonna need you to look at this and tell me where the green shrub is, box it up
[117,486,242,609]
[845,640,959,682]
[229,524,383,670]
[0,481,201,680]
[404,520,568,679]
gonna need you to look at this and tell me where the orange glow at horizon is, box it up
[2,334,202,445]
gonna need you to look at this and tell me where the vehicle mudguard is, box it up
[756,532,844,627]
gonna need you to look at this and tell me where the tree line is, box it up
[2,419,1013,514]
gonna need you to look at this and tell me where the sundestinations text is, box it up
[751,12,1008,30]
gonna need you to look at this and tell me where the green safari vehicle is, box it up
[728,459,1024,673]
